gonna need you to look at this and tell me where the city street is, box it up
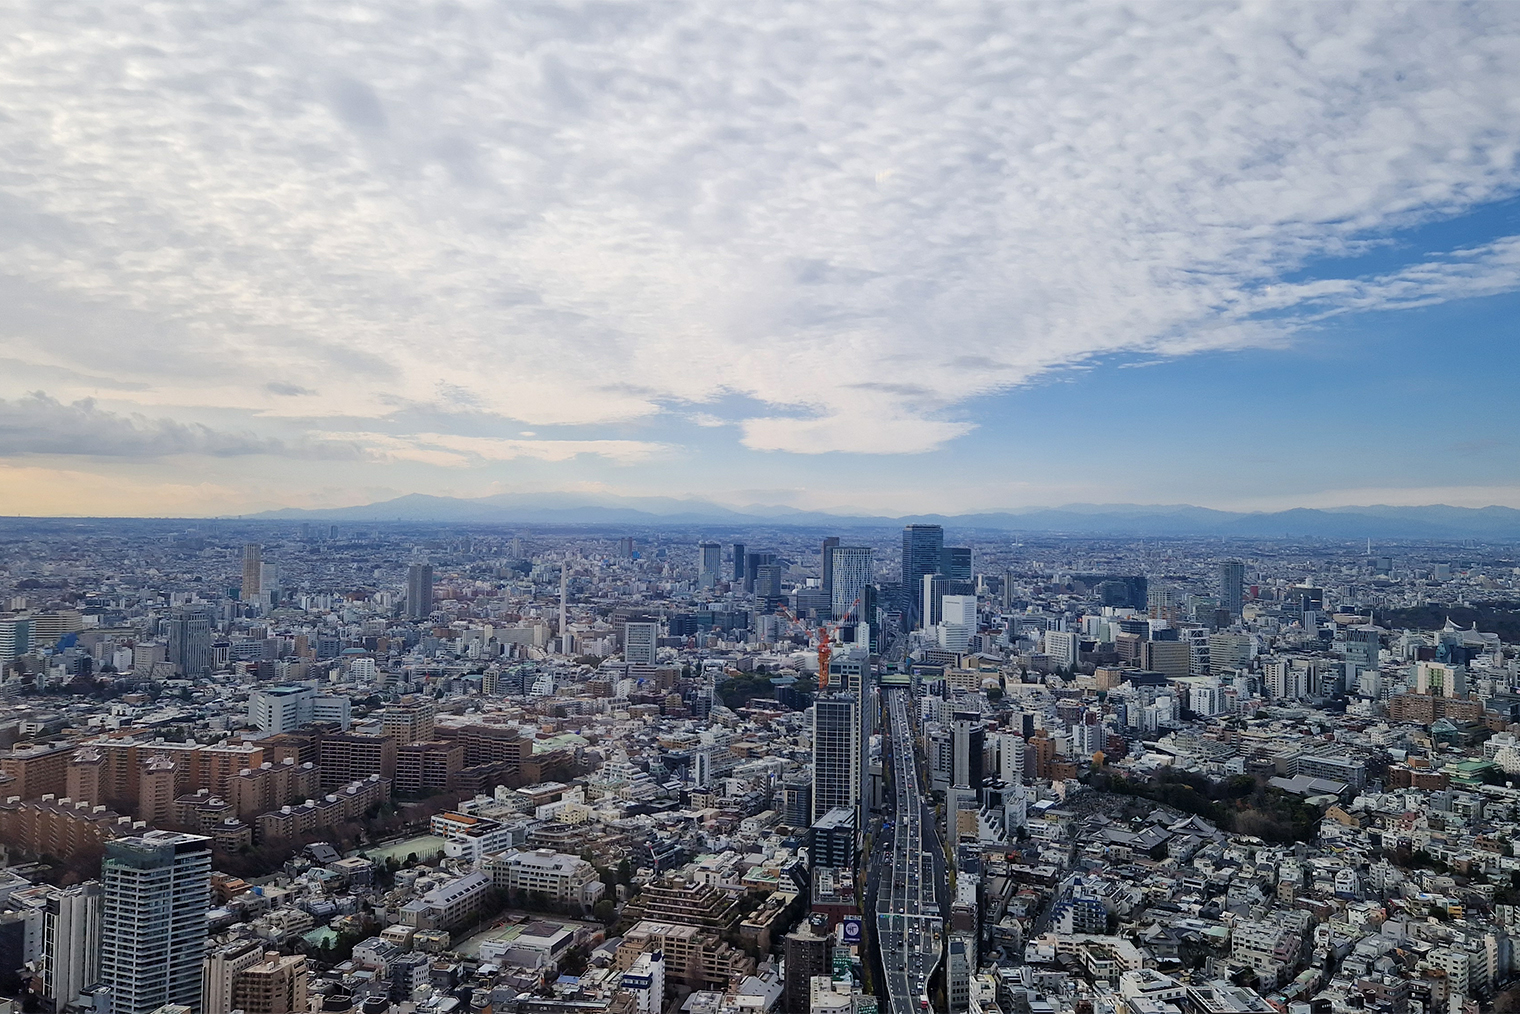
[875,688,943,1014]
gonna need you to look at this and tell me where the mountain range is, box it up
[250,493,1520,539]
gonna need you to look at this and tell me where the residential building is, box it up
[100,831,212,1014]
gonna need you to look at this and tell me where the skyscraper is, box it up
[939,594,976,651]
[940,546,972,581]
[820,537,840,605]
[240,544,262,604]
[1218,560,1245,616]
[811,694,860,824]
[167,607,213,677]
[101,831,213,1014]
[951,712,984,791]
[731,542,746,583]
[753,563,784,601]
[406,563,434,621]
[921,573,950,629]
[829,546,873,622]
[697,542,722,588]
[0,616,33,672]
[744,551,776,593]
[901,524,944,622]
[42,882,102,1013]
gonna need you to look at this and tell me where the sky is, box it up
[2,2,1520,517]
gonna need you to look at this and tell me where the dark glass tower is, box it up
[901,524,944,623]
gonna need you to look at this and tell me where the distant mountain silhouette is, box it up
[250,493,1520,538]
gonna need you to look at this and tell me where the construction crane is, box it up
[817,591,865,688]
[766,591,863,688]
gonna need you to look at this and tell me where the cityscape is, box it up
[4,7,1520,1014]
[0,517,1518,1014]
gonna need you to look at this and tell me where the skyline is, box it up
[3,4,1520,516]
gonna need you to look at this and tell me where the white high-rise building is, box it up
[101,831,212,1014]
[829,546,873,621]
[621,949,665,1014]
[1044,630,1079,669]
[938,594,976,652]
[811,695,860,825]
[697,542,722,588]
[623,622,658,667]
[996,733,1024,784]
[248,686,314,733]
[42,882,101,1013]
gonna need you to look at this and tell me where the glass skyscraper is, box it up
[829,545,873,622]
[901,524,944,622]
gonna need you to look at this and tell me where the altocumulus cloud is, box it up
[0,393,357,460]
[0,3,1519,454]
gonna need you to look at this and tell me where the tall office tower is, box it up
[921,573,950,629]
[901,524,944,622]
[101,831,213,1014]
[258,564,280,605]
[1342,625,1380,671]
[0,615,33,670]
[753,564,784,601]
[731,543,746,582]
[1218,560,1245,616]
[950,712,984,791]
[406,563,434,621]
[940,546,972,581]
[42,882,102,1013]
[820,537,840,605]
[167,607,213,677]
[744,551,776,593]
[240,544,263,603]
[623,621,659,667]
[829,546,873,621]
[811,694,860,824]
[697,542,722,588]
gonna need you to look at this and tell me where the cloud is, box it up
[0,392,355,459]
[330,431,670,467]
[0,3,1518,455]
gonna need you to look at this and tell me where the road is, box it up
[875,688,943,1014]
